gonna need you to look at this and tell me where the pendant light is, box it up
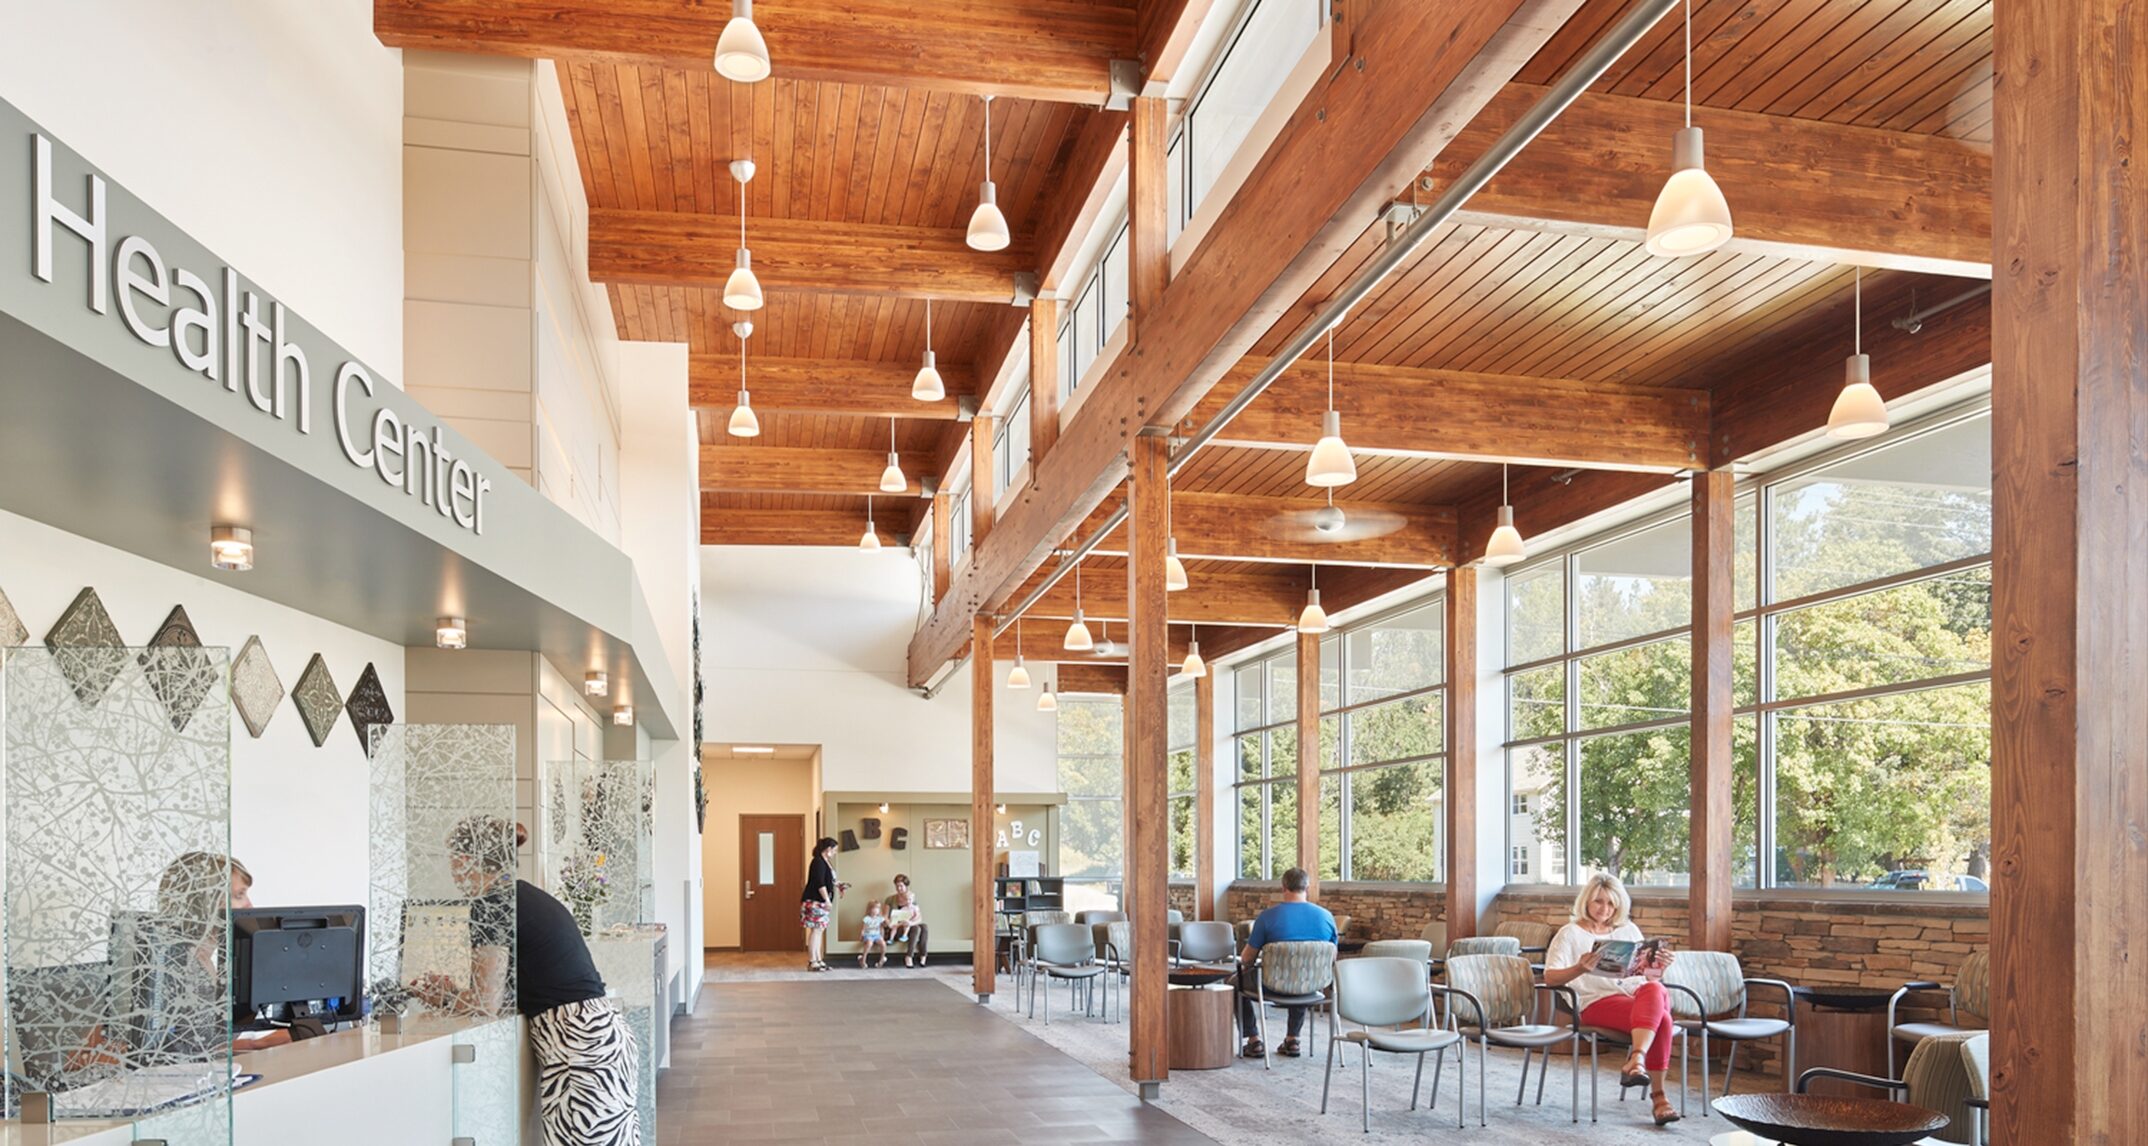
[1645,0,1733,257]
[1180,623,1207,679]
[1037,680,1059,712]
[1297,566,1330,635]
[1094,620,1117,659]
[713,0,771,83]
[1007,621,1031,689]
[726,328,760,437]
[723,160,764,311]
[1163,495,1189,591]
[966,96,1012,252]
[912,298,946,402]
[878,418,906,493]
[1063,562,1094,652]
[1485,463,1527,567]
[1827,267,1890,439]
[859,495,882,551]
[1305,324,1357,487]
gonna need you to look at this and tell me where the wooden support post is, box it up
[931,493,952,603]
[970,414,998,546]
[1194,666,1216,922]
[1125,432,1171,1092]
[1689,471,1735,952]
[1444,567,1478,939]
[1991,2,2148,1139]
[971,615,997,1001]
[1295,626,1321,898]
[1028,299,1061,464]
[1128,96,1170,337]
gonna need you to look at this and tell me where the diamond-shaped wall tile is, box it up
[345,662,395,755]
[230,635,284,739]
[291,654,342,748]
[0,584,27,648]
[43,587,127,706]
[139,605,215,733]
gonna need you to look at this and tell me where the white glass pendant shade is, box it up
[878,452,906,493]
[912,351,945,401]
[1485,504,1527,567]
[1180,641,1206,679]
[1036,686,1058,712]
[1297,589,1329,634]
[1007,658,1031,690]
[713,1,771,83]
[723,249,764,310]
[727,390,760,437]
[1164,538,1189,592]
[1646,127,1733,257]
[1063,609,1094,652]
[967,182,1011,252]
[1305,409,1358,487]
[1827,353,1890,439]
[858,523,881,550]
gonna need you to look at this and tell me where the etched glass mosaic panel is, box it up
[588,934,659,1142]
[2,647,233,1145]
[451,1015,522,1146]
[540,760,650,935]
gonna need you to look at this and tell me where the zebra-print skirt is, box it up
[528,997,641,1146]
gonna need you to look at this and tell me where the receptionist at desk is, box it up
[152,852,292,1057]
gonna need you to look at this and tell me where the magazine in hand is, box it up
[1589,937,1667,976]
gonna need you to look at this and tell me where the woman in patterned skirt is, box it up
[416,817,641,1146]
[800,836,845,971]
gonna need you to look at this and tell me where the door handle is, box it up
[744,879,754,900]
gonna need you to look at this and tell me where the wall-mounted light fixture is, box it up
[209,525,254,572]
[435,617,467,650]
[613,705,634,726]
[585,671,609,697]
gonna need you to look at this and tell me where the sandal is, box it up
[1240,1039,1265,1059]
[1619,1051,1649,1089]
[1278,1037,1302,1058]
[1651,1092,1681,1126]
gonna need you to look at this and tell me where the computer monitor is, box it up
[231,906,364,1029]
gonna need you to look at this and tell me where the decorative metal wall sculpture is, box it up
[229,635,284,739]
[42,587,126,706]
[344,662,395,754]
[291,654,342,748]
[0,583,26,647]
[141,605,215,732]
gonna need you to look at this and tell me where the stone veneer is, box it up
[1220,880,1989,1079]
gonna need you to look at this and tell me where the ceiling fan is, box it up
[1266,489,1407,544]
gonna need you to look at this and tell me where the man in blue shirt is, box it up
[1237,867,1338,1058]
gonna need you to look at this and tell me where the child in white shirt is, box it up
[858,900,889,968]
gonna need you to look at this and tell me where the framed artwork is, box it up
[923,818,971,849]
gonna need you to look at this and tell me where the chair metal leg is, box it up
[1569,1034,1580,1123]
[1701,1027,1712,1108]
[1516,1048,1531,1105]
[1360,1044,1372,1133]
[1258,996,1273,1070]
[1723,1039,1740,1098]
[1784,1028,1796,1096]
[1589,1038,1599,1122]
[1537,1042,1552,1105]
[1410,1051,1426,1112]
[1430,1042,1447,1113]
[1320,1026,1337,1114]
[1476,1039,1488,1127]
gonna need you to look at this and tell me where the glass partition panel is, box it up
[587,932,662,1145]
[539,760,652,935]
[4,646,233,1145]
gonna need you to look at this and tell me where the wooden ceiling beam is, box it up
[1135,0,1216,95]
[1185,358,1709,471]
[1078,490,1457,568]
[687,355,977,421]
[589,210,1034,303]
[374,0,1136,104]
[1021,566,1305,627]
[700,446,934,497]
[907,1,1589,686]
[1422,85,1993,277]
[702,508,905,547]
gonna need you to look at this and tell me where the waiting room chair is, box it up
[1333,914,1355,942]
[1244,939,1337,1070]
[1320,956,1465,1132]
[1446,935,1523,959]
[1079,910,1126,963]
[1441,952,1591,1126]
[1013,910,1072,1008]
[1663,951,1796,1102]
[1889,950,1989,1076]
[1420,921,1448,958]
[1174,920,1238,969]
[1101,920,1134,1022]
[1559,989,1690,1121]
[1798,1031,1988,1145]
[1028,922,1107,1024]
[1494,920,1556,958]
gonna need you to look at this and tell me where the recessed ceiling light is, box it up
[612,705,634,726]
[735,745,777,754]
[585,671,608,697]
[435,616,467,650]
[209,525,254,572]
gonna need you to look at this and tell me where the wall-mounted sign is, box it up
[24,132,494,535]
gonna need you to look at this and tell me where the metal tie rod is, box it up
[990,0,1680,641]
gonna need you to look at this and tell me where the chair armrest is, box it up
[1796,1067,1905,1097]
[1439,984,1488,1031]
[1745,977,1797,1022]
[1522,945,1549,956]
[1535,983,1581,1030]
[1167,939,1181,961]
[1663,981,1710,1024]
[1964,1097,1989,1110]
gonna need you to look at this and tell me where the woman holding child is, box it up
[1543,872,1681,1126]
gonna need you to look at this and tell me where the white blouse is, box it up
[1546,920,1647,1015]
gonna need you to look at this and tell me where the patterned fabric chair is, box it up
[1245,940,1337,1070]
[1441,953,1591,1125]
[1359,939,1434,967]
[1447,935,1524,959]
[1798,1031,1988,1144]
[1494,920,1557,956]
[1662,951,1796,1101]
[1321,957,1466,1131]
[1889,950,1990,1075]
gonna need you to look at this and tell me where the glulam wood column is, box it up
[1194,666,1216,920]
[1125,432,1171,1092]
[1128,96,1170,334]
[1444,567,1478,938]
[970,414,997,546]
[1028,299,1060,464]
[1689,470,1735,952]
[931,493,952,603]
[1295,626,1321,897]
[1991,1,2148,1139]
[971,615,996,1001]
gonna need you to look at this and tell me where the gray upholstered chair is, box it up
[1174,920,1237,968]
[1441,952,1591,1125]
[1320,956,1465,1132]
[1244,939,1337,1069]
[1028,922,1107,1024]
[1420,921,1449,959]
[1799,1031,1988,1144]
[1013,910,1072,1009]
[1359,939,1434,967]
[1662,950,1796,1101]
[1889,950,1990,1076]
[1100,919,1135,1023]
[1446,935,1524,959]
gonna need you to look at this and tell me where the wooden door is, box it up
[739,814,805,952]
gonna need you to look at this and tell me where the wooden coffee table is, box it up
[1166,968,1237,1070]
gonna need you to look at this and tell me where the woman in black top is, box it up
[415,816,641,1146]
[800,837,846,972]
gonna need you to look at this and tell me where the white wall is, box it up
[0,508,401,910]
[700,547,1060,794]
[0,0,405,377]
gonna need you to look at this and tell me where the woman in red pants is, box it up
[1544,873,1681,1125]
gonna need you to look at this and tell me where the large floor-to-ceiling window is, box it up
[1058,693,1124,911]
[1168,683,1197,879]
[1232,650,1302,880]
[1504,400,1993,892]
